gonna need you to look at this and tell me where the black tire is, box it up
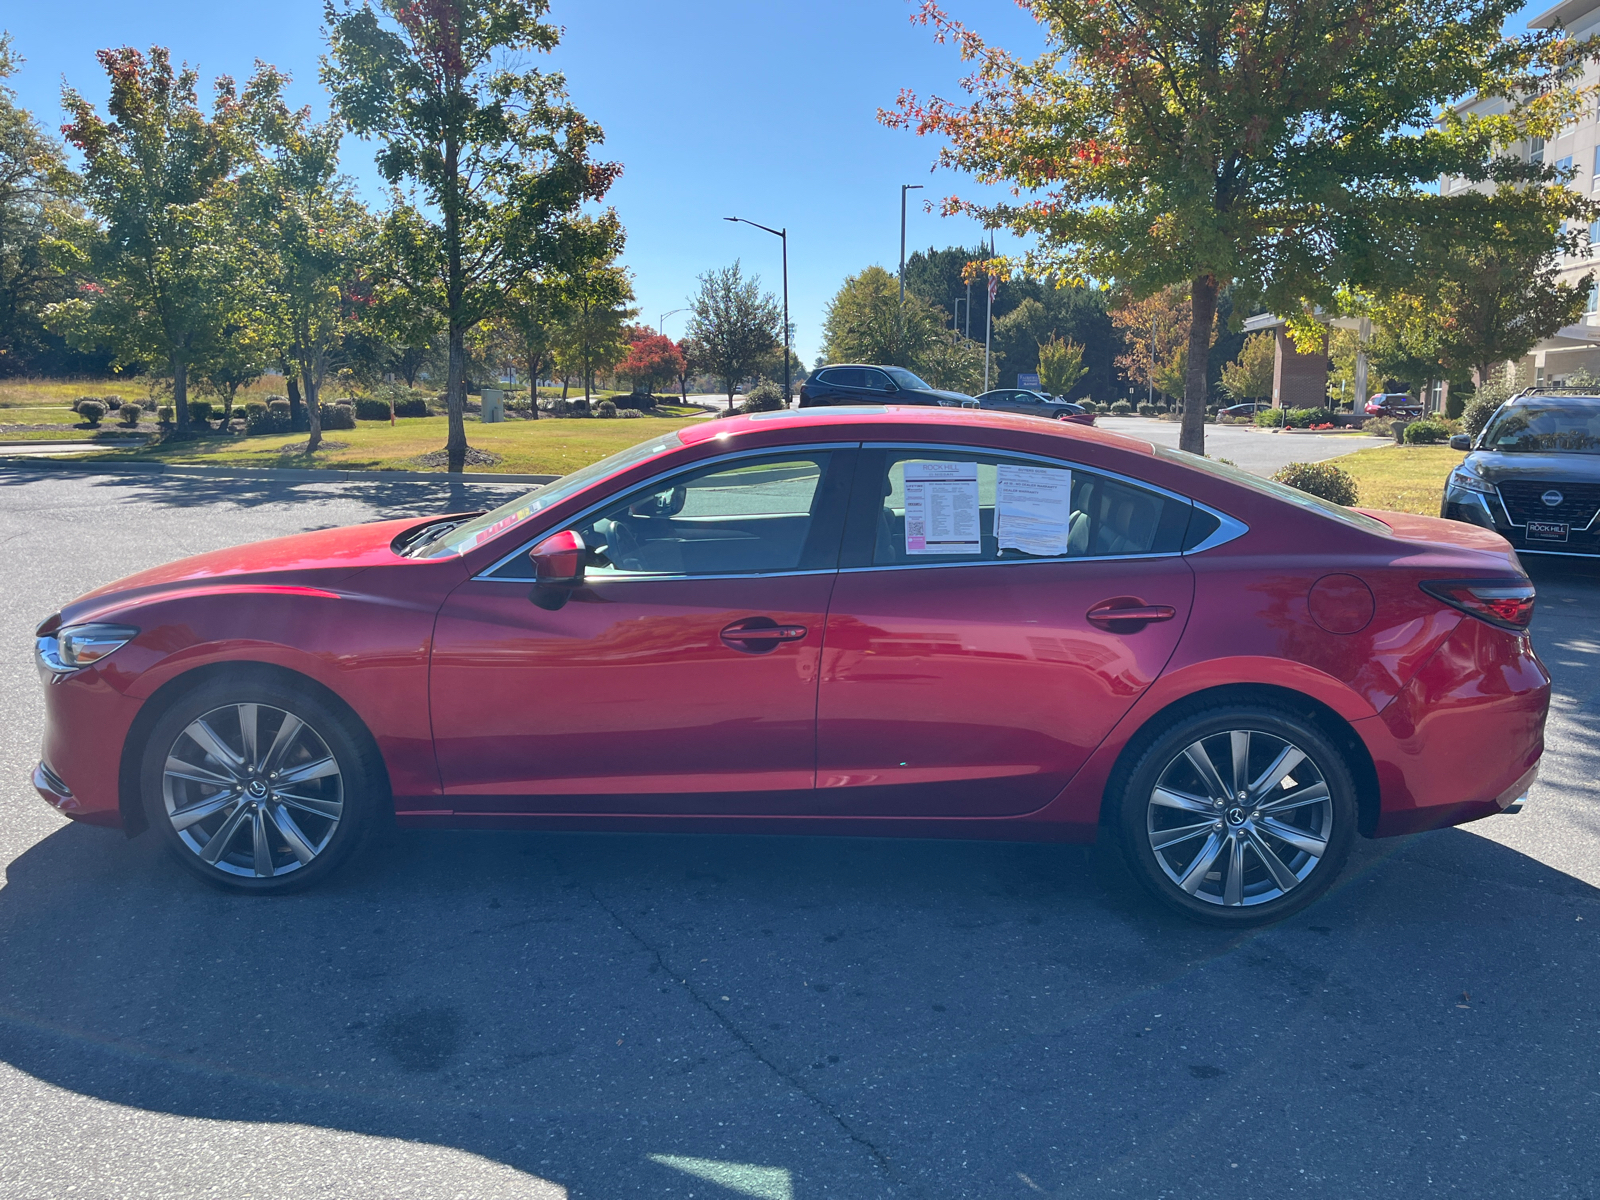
[140,673,381,894]
[1112,703,1357,927]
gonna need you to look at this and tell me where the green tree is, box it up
[0,35,88,376]
[48,46,248,429]
[237,67,375,454]
[324,0,620,470]
[1037,335,1086,395]
[687,260,781,405]
[887,0,1594,455]
[822,265,941,370]
[1219,332,1276,403]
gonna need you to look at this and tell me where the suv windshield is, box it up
[1481,402,1600,453]
[884,367,932,391]
[411,432,684,558]
[1151,446,1391,535]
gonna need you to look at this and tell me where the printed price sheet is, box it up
[994,463,1074,556]
[904,461,981,555]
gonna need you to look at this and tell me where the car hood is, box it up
[64,516,439,617]
[1463,451,1600,485]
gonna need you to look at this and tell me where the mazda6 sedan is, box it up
[33,406,1549,925]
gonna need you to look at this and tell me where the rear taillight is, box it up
[1420,579,1536,631]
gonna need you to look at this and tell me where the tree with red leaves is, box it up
[617,330,685,396]
[886,0,1595,454]
[324,0,620,471]
[51,46,251,431]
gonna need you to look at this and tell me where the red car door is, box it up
[429,447,854,814]
[814,446,1196,817]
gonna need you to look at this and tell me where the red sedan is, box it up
[32,406,1548,925]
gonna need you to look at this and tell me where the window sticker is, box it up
[904,461,981,555]
[994,463,1074,557]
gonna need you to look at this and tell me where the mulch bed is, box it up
[411,447,504,467]
[275,440,351,455]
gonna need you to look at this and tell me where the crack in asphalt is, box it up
[580,883,898,1184]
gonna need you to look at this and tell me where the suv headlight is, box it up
[1448,468,1495,496]
[38,623,139,674]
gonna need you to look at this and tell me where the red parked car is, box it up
[33,406,1548,925]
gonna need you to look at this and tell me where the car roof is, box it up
[1509,392,1600,404]
[678,404,1157,454]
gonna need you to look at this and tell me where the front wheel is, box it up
[1113,705,1357,926]
[140,675,380,894]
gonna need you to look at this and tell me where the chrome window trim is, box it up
[837,550,1183,577]
[473,441,861,581]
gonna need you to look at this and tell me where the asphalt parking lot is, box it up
[0,467,1597,1200]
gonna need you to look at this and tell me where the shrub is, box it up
[1110,399,1133,415]
[1403,418,1450,445]
[393,396,430,418]
[188,399,214,424]
[76,400,106,426]
[619,407,645,418]
[243,402,269,434]
[1461,395,1502,440]
[569,397,591,417]
[1445,389,1467,419]
[1254,408,1285,427]
[594,399,618,418]
[156,404,176,425]
[118,403,142,427]
[1284,407,1331,427]
[103,395,123,411]
[1271,461,1359,506]
[354,396,393,421]
[1136,402,1158,417]
[319,402,356,430]
[742,380,787,412]
[72,395,98,412]
[616,391,657,411]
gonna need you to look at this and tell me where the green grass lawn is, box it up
[1335,444,1463,515]
[36,413,704,476]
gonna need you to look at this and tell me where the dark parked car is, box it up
[1217,402,1269,419]
[1441,390,1600,558]
[973,389,1095,425]
[799,364,973,408]
[35,407,1547,925]
[1364,393,1424,419]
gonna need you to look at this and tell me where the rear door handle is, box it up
[1086,602,1177,629]
[720,619,808,654]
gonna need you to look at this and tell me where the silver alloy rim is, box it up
[1146,729,1333,907]
[162,703,344,879]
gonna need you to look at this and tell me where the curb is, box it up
[0,456,556,486]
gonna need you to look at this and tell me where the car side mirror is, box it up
[527,529,585,610]
[1449,434,1472,451]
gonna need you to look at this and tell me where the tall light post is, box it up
[899,184,924,305]
[659,307,684,338]
[724,216,790,404]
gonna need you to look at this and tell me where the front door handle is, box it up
[720,619,808,654]
[1086,600,1177,630]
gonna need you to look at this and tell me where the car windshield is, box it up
[1481,403,1600,454]
[884,367,932,391]
[411,432,684,558]
[1150,445,1392,534]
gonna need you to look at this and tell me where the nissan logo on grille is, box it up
[1542,489,1565,507]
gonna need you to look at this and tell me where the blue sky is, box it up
[2,0,1543,365]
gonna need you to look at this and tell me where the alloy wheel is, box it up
[161,703,344,879]
[1145,729,1333,907]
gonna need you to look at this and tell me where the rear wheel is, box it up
[140,676,379,893]
[1114,704,1357,926]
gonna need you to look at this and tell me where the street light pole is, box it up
[659,308,684,338]
[725,216,790,404]
[900,184,924,305]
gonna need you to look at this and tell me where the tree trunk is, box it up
[286,374,304,429]
[302,352,323,456]
[446,323,468,473]
[561,374,570,400]
[172,355,190,433]
[527,351,540,419]
[1181,275,1218,456]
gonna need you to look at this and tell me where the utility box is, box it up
[480,388,504,423]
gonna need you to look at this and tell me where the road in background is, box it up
[0,469,1596,1200]
[1093,416,1390,476]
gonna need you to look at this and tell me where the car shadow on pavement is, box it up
[1,817,1596,1198]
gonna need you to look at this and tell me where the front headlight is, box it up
[39,623,139,674]
[1448,468,1495,496]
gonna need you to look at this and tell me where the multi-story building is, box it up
[1442,0,1600,385]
